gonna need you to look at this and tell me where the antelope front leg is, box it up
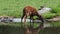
[23,15,27,26]
[30,16,32,27]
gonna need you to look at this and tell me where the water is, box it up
[0,25,60,34]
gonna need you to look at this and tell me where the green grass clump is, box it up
[42,12,57,19]
[0,0,60,18]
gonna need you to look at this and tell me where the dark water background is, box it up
[0,25,60,34]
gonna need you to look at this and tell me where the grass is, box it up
[0,23,21,27]
[0,0,60,18]
[50,21,60,27]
